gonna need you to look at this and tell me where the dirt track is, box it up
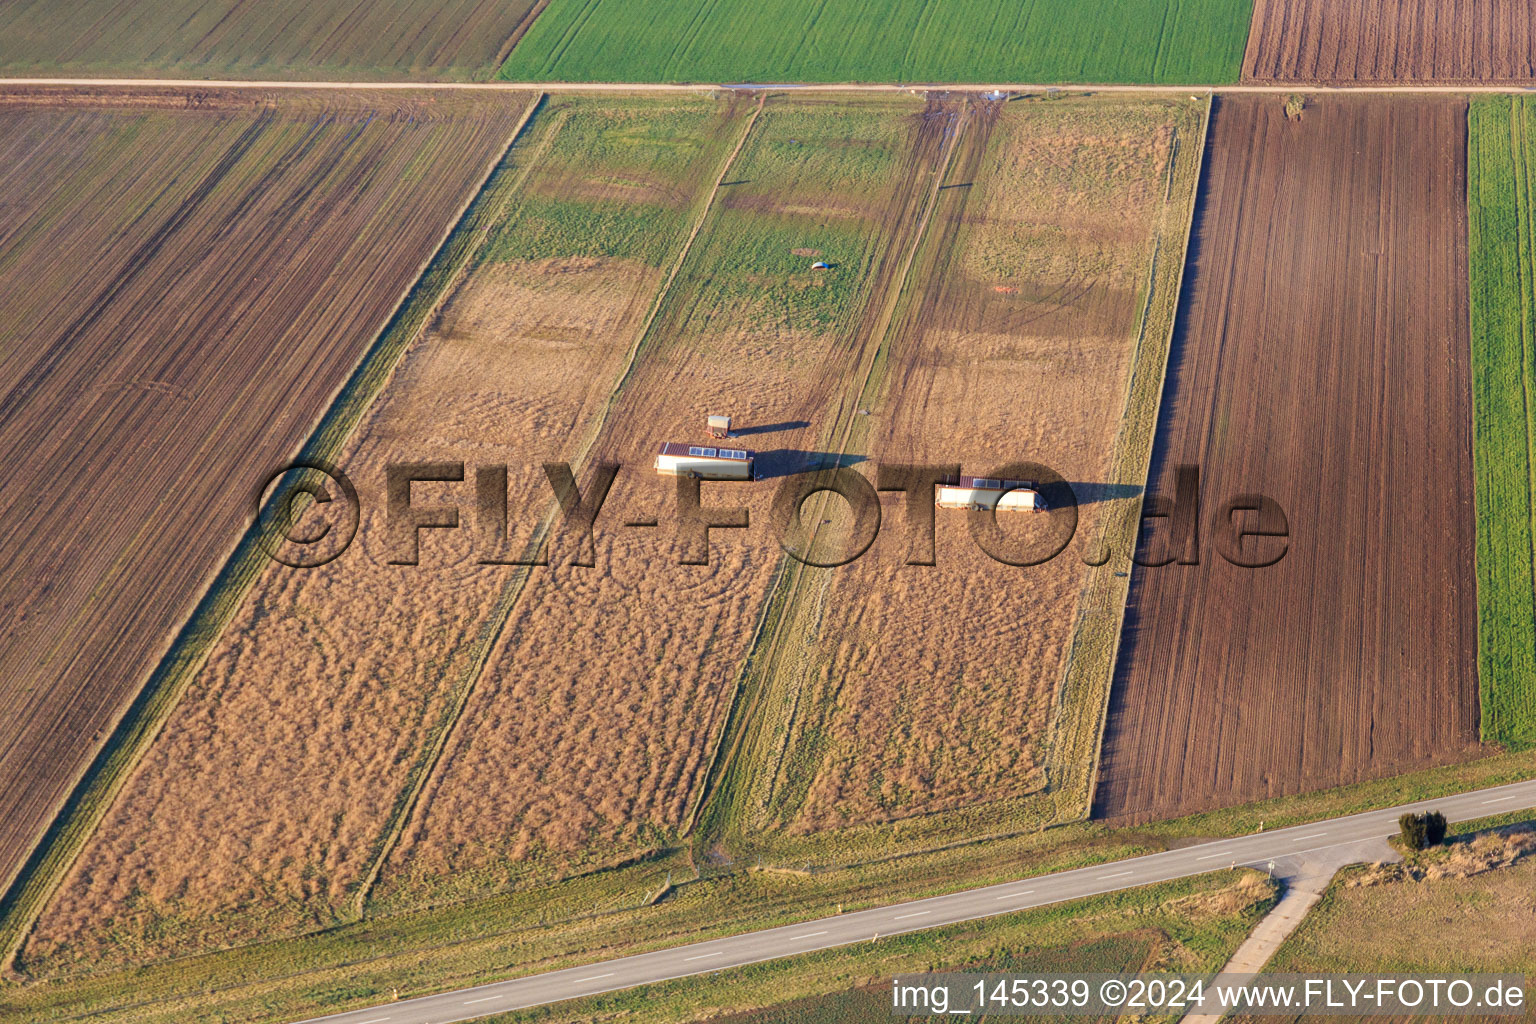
[1094,95,1482,823]
[9,77,1536,94]
[1244,0,1536,83]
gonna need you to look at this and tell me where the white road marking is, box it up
[464,995,502,1005]
[993,889,1035,900]
[575,973,615,982]
[1291,833,1327,841]
[1482,795,1521,804]
[893,911,930,920]
[1194,852,1228,860]
[791,931,829,939]
[353,1019,391,1023]
[684,951,724,961]
[1098,870,1133,879]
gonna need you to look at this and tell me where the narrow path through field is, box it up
[8,76,1536,94]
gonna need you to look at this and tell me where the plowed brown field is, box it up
[0,0,545,80]
[1243,0,1536,82]
[375,94,960,905]
[1094,95,1481,823]
[21,95,755,970]
[0,87,525,911]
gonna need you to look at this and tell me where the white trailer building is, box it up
[654,442,755,480]
[935,475,1046,512]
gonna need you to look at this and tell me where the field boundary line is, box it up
[1055,96,1213,823]
[0,93,543,976]
[351,92,768,915]
[12,78,1536,95]
[491,0,555,71]
[1078,96,1212,818]
[689,97,974,847]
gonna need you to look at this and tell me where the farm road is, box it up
[6,76,1536,94]
[294,778,1536,1024]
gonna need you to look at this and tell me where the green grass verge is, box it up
[500,0,1255,85]
[8,736,1529,1020]
[1468,95,1536,748]
[483,870,1276,1024]
[0,868,1272,1024]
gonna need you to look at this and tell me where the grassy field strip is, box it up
[556,93,766,465]
[690,99,975,850]
[350,94,768,915]
[1469,95,1536,748]
[725,102,1009,836]
[0,94,541,974]
[1066,96,1213,819]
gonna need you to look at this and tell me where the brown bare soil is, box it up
[21,96,753,969]
[375,94,963,904]
[1094,95,1481,824]
[730,97,1203,835]
[0,0,545,80]
[0,87,525,905]
[1242,0,1536,82]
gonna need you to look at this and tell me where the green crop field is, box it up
[1468,96,1536,749]
[500,0,1255,85]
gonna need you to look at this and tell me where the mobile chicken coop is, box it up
[935,475,1046,512]
[654,442,755,480]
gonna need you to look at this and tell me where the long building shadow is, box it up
[730,419,810,437]
[1067,481,1143,506]
[752,449,868,480]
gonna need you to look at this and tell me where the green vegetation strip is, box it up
[0,96,543,974]
[501,0,1255,85]
[1468,95,1536,748]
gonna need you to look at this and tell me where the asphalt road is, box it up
[295,777,1536,1024]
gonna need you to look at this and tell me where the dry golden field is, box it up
[714,96,1206,843]
[21,93,752,969]
[375,93,961,905]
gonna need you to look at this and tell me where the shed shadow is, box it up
[1067,481,1143,506]
[731,420,810,437]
